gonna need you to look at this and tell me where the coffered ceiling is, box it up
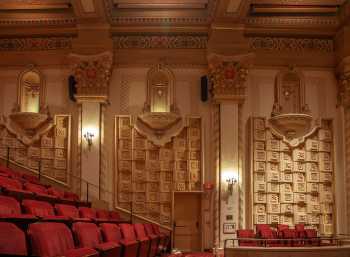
[0,0,348,44]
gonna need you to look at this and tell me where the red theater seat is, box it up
[259,228,281,247]
[72,222,120,257]
[79,207,109,222]
[134,223,151,257]
[120,224,143,257]
[0,176,33,197]
[144,223,160,257]
[64,191,80,202]
[22,199,69,222]
[47,187,65,198]
[295,224,306,238]
[24,182,57,200]
[0,222,28,256]
[304,229,320,246]
[22,173,40,184]
[28,222,99,257]
[281,228,300,246]
[151,224,170,251]
[110,211,121,221]
[0,195,37,220]
[97,209,122,223]
[237,229,257,247]
[100,223,138,257]
[55,204,92,222]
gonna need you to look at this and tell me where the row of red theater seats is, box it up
[0,221,170,257]
[0,166,83,204]
[237,224,320,247]
[0,195,122,223]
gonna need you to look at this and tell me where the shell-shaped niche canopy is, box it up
[136,63,183,146]
[269,67,314,147]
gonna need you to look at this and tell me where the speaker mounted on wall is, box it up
[200,75,209,102]
[68,75,77,102]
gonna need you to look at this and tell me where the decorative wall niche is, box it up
[17,65,45,113]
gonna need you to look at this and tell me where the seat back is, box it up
[260,229,276,239]
[110,211,121,220]
[55,204,80,218]
[295,224,305,232]
[0,176,22,189]
[28,222,75,257]
[134,223,148,240]
[237,229,255,238]
[144,223,156,236]
[100,223,123,243]
[305,229,317,238]
[24,182,47,194]
[282,228,297,239]
[64,191,80,201]
[151,224,161,235]
[72,222,102,248]
[48,187,65,198]
[256,224,271,232]
[0,195,21,216]
[96,209,110,219]
[277,224,289,232]
[22,199,55,217]
[79,207,97,219]
[120,223,137,241]
[22,173,40,184]
[0,222,27,255]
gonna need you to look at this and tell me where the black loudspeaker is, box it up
[200,75,209,102]
[68,75,77,102]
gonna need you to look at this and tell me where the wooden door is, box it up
[173,193,202,251]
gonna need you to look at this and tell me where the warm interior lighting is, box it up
[82,126,98,150]
[222,169,238,195]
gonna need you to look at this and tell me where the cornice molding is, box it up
[114,35,207,49]
[0,36,73,51]
[249,37,334,53]
[246,16,339,27]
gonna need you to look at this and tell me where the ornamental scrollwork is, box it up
[69,52,113,102]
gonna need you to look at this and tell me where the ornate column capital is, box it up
[69,51,113,103]
[207,53,253,104]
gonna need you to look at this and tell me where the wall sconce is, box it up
[226,177,237,195]
[83,132,94,150]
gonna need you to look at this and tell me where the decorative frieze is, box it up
[0,37,73,51]
[69,51,113,102]
[114,35,207,49]
[249,37,334,53]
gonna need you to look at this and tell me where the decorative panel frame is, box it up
[114,115,203,228]
[0,114,71,185]
[248,117,336,235]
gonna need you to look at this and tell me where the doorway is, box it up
[173,192,202,251]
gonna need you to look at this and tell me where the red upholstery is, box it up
[22,199,69,221]
[55,204,91,221]
[151,224,169,251]
[0,176,33,196]
[0,222,28,255]
[110,211,121,221]
[260,229,281,247]
[28,222,99,257]
[237,229,257,246]
[0,195,37,220]
[281,229,300,246]
[97,209,110,219]
[295,224,306,238]
[144,223,160,257]
[72,222,120,257]
[24,182,57,199]
[134,223,151,257]
[304,229,319,246]
[100,223,139,257]
[22,173,40,183]
[64,191,80,201]
[79,207,109,222]
[48,187,65,198]
[277,224,289,238]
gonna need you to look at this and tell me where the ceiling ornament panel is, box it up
[0,37,73,51]
[249,37,334,53]
[114,35,207,49]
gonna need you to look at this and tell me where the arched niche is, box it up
[17,66,45,113]
[145,63,176,113]
[272,67,309,116]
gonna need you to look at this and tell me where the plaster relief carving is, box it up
[69,51,113,102]
[207,53,252,103]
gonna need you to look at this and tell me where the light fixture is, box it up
[226,177,237,195]
[83,132,94,150]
